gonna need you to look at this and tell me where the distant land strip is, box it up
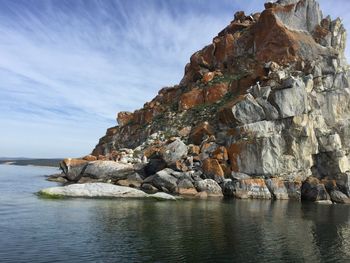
[0,159,62,167]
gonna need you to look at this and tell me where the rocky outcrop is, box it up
[56,0,350,203]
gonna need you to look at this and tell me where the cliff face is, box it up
[61,0,350,202]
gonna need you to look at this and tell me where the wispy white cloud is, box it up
[0,0,349,157]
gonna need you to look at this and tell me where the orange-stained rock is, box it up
[213,33,235,66]
[98,155,108,161]
[230,66,266,95]
[189,122,215,145]
[252,5,324,64]
[178,88,204,110]
[117,111,134,126]
[61,158,88,168]
[188,145,201,156]
[178,188,198,196]
[143,146,161,158]
[106,127,118,136]
[174,160,189,172]
[212,146,229,162]
[60,158,89,181]
[202,72,215,83]
[178,126,192,137]
[233,179,272,199]
[227,143,244,172]
[220,163,231,178]
[205,83,229,104]
[157,86,181,105]
[82,155,97,161]
[202,158,225,178]
[133,108,156,125]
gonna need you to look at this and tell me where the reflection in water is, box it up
[0,165,350,263]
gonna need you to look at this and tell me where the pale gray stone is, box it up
[271,77,307,118]
[275,0,322,33]
[194,179,223,196]
[39,183,179,200]
[161,139,188,165]
[231,94,266,124]
[83,161,134,180]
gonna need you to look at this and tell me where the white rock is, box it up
[39,183,180,200]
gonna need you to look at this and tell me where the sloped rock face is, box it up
[64,0,350,202]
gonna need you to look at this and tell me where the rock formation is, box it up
[54,0,350,203]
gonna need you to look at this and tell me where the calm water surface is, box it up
[0,164,350,263]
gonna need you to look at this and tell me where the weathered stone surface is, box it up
[255,98,280,120]
[265,178,302,200]
[265,178,289,200]
[205,83,229,103]
[60,158,89,181]
[189,122,215,145]
[177,178,198,196]
[178,88,204,110]
[301,177,330,202]
[202,158,225,182]
[211,146,229,162]
[274,0,322,33]
[148,169,178,193]
[82,155,97,161]
[194,179,223,197]
[329,190,350,204]
[117,111,133,126]
[231,94,266,124]
[160,139,188,166]
[144,158,167,176]
[39,183,178,200]
[270,77,307,118]
[83,161,134,180]
[116,173,143,188]
[226,179,272,199]
[227,135,284,175]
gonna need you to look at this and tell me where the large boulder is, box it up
[194,179,223,197]
[177,178,198,196]
[60,158,89,181]
[228,178,272,199]
[201,158,225,183]
[147,168,179,194]
[265,178,289,200]
[301,177,330,202]
[160,139,188,166]
[329,190,350,204]
[144,158,167,176]
[265,178,302,200]
[39,183,178,200]
[231,94,266,124]
[227,135,284,175]
[83,161,134,180]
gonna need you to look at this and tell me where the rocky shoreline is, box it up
[43,0,350,204]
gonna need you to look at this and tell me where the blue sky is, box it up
[0,0,349,158]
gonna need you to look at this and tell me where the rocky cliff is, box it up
[58,0,350,203]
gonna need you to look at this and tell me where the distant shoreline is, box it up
[0,159,62,167]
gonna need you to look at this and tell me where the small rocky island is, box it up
[42,0,350,204]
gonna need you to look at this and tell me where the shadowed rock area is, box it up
[48,0,350,203]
